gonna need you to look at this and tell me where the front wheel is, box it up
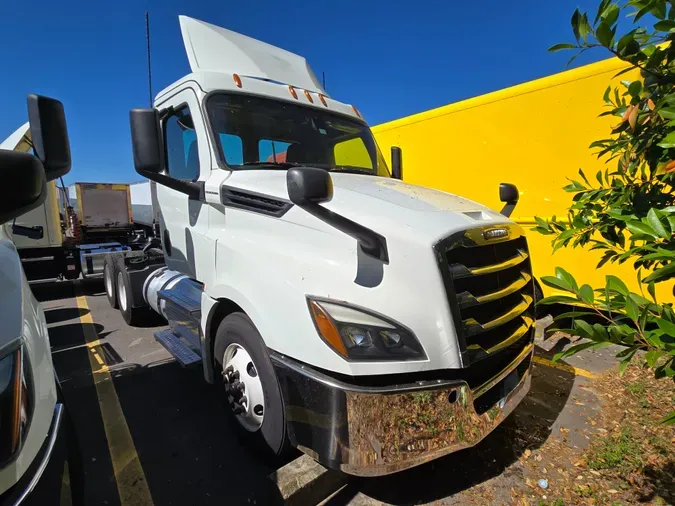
[214,313,288,456]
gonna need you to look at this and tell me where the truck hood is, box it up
[224,171,511,244]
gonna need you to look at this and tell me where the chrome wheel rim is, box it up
[222,343,264,431]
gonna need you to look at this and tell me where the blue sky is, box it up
[1,0,612,184]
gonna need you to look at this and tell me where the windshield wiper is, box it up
[240,161,305,169]
[328,166,374,175]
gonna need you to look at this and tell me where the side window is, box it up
[165,108,200,181]
[259,139,291,163]
[219,133,244,165]
[334,137,374,169]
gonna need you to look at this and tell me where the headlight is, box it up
[0,343,33,465]
[307,298,426,361]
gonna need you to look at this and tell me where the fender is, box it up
[200,285,265,383]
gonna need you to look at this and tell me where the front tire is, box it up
[214,313,288,456]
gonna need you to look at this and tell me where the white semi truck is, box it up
[0,95,80,504]
[104,16,536,476]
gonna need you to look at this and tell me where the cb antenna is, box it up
[145,11,153,107]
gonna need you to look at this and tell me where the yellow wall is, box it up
[372,57,674,301]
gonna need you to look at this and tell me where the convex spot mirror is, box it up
[499,182,519,218]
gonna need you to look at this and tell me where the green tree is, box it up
[536,0,675,424]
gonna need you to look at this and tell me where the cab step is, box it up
[154,330,201,366]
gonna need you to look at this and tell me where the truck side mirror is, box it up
[287,167,333,205]
[130,108,202,200]
[287,167,389,262]
[27,94,71,182]
[499,182,519,217]
[0,150,47,224]
[391,146,403,180]
[130,109,164,175]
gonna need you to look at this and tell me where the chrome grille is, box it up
[435,225,535,365]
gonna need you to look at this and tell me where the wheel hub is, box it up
[222,343,264,431]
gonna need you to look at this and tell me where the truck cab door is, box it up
[155,88,210,277]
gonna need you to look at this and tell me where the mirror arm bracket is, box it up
[300,203,389,263]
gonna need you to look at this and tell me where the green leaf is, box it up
[618,354,634,375]
[556,266,579,293]
[628,80,642,97]
[579,284,595,304]
[574,319,596,339]
[625,296,639,321]
[578,168,591,186]
[598,250,618,268]
[645,350,664,367]
[654,19,675,30]
[549,43,578,52]
[604,3,620,25]
[626,221,658,238]
[643,263,675,283]
[656,317,675,335]
[541,275,573,293]
[596,21,615,46]
[647,208,670,238]
[534,216,550,231]
[648,281,656,303]
[606,275,629,295]
[595,0,612,24]
[579,12,592,41]
[657,130,675,148]
[662,410,675,425]
[553,341,610,361]
[571,8,582,42]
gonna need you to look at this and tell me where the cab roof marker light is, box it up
[319,94,328,107]
[304,90,314,103]
[233,74,243,88]
[352,105,362,118]
[288,86,298,99]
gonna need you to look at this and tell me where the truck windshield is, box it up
[206,93,390,177]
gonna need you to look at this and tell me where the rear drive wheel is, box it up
[116,267,152,326]
[103,254,120,309]
[214,313,288,456]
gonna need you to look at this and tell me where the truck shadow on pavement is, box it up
[40,283,289,506]
[335,362,576,505]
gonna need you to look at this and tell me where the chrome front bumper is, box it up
[272,344,533,476]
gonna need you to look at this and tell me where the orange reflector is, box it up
[304,90,314,103]
[233,74,242,88]
[288,86,298,99]
[10,348,22,453]
[352,105,362,118]
[319,94,328,107]
[308,300,348,358]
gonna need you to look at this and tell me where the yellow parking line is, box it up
[532,355,598,379]
[75,288,154,506]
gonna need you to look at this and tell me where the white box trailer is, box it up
[102,15,535,477]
